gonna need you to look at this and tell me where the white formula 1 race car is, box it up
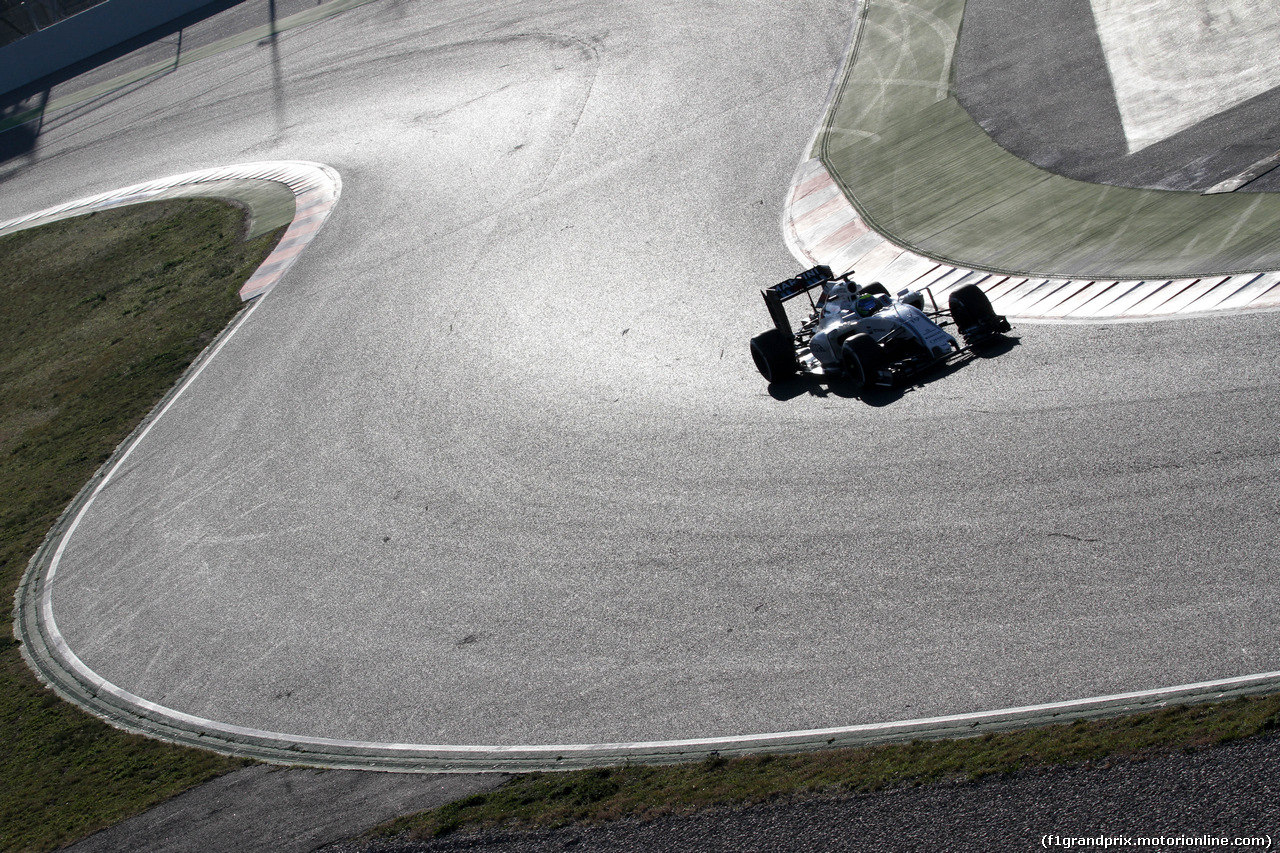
[750,265,1010,391]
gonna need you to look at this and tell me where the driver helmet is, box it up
[854,293,881,317]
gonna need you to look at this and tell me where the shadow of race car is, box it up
[750,265,1010,391]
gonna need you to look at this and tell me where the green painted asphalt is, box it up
[150,178,296,239]
[818,0,1280,280]
[0,178,295,240]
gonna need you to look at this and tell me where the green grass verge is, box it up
[380,695,1280,841]
[1,199,284,853]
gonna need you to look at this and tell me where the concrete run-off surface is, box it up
[65,766,504,853]
[1088,0,1280,153]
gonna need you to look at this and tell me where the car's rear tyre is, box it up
[750,329,796,383]
[949,284,1005,343]
[840,332,881,392]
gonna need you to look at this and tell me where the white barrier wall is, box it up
[0,0,215,97]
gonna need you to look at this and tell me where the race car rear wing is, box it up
[761,264,834,335]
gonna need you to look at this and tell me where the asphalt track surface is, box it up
[957,0,1280,192]
[6,0,1280,769]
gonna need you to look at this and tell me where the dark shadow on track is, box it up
[263,0,287,137]
[766,335,1022,405]
[969,334,1021,359]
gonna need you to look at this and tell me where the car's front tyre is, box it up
[840,332,881,392]
[948,284,1008,345]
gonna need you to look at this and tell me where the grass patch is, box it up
[381,694,1280,841]
[0,199,284,852]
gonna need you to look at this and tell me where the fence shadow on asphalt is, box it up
[0,91,46,165]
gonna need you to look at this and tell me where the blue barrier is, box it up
[0,0,216,98]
